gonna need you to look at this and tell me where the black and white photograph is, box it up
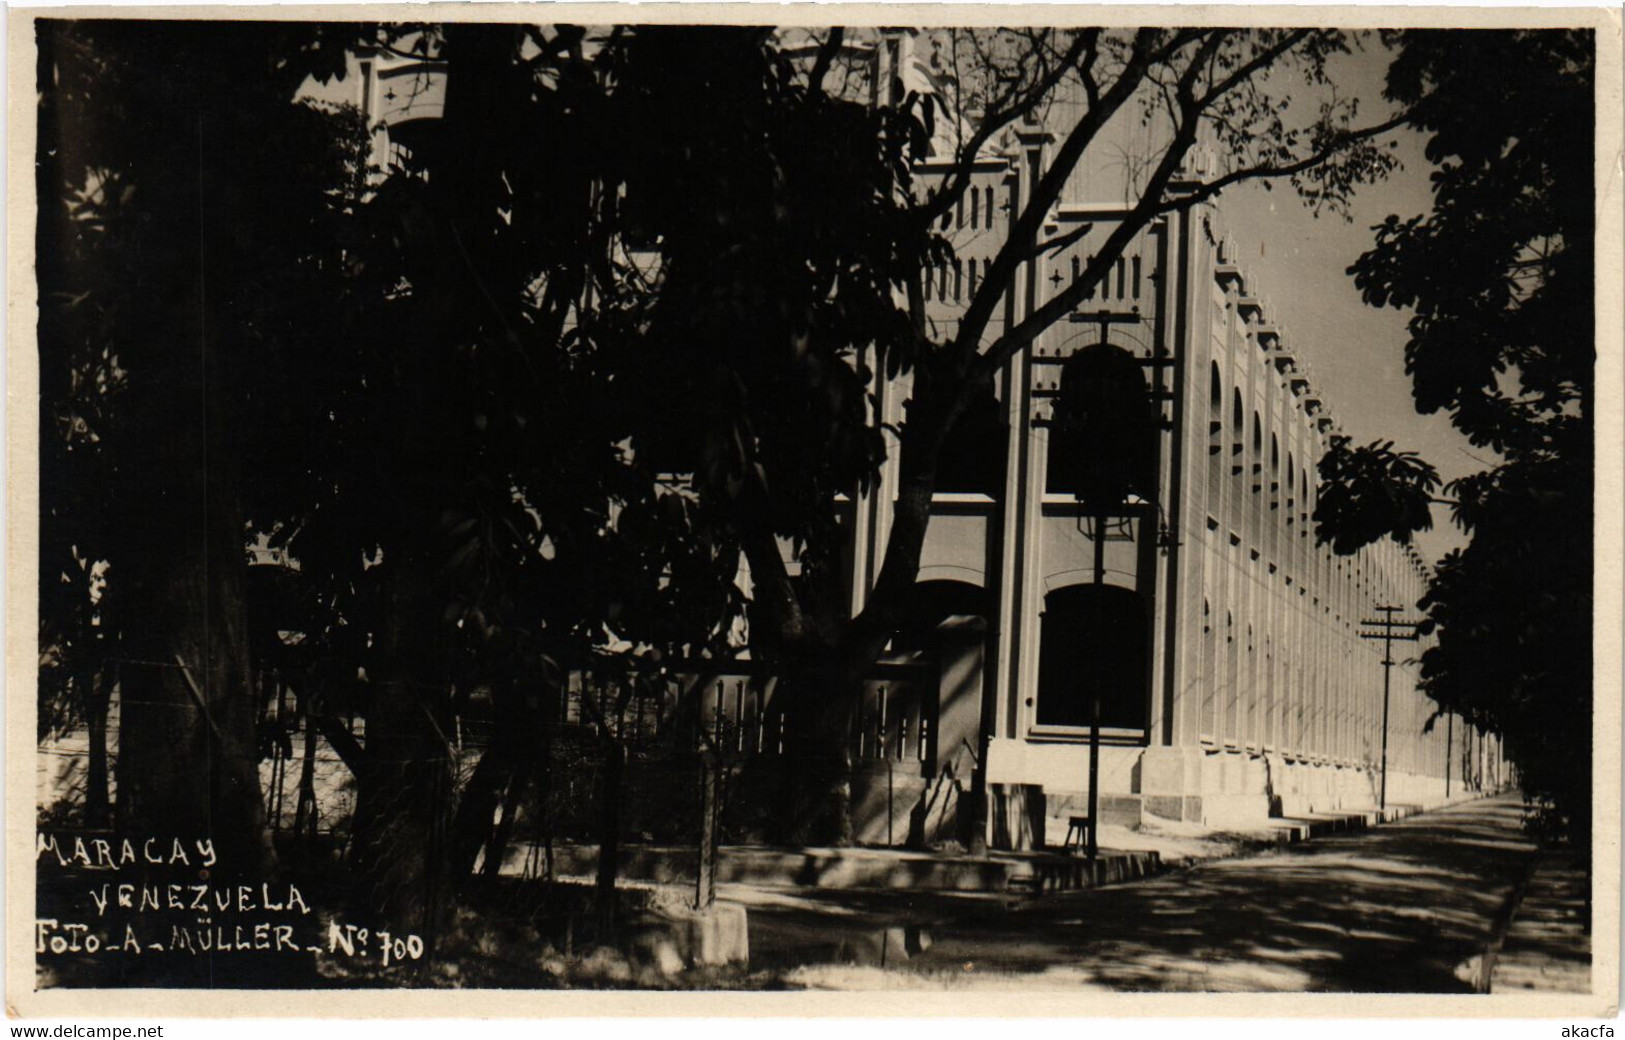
[14,7,1618,1012]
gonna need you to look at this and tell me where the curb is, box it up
[1484,847,1593,994]
[1472,854,1537,993]
[501,842,1163,894]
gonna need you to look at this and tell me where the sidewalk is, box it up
[1489,848,1592,993]
[504,799,1451,894]
[744,795,1544,990]
[501,840,1164,893]
[1091,798,1442,868]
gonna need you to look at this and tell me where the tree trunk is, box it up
[350,690,450,939]
[752,377,960,847]
[537,722,556,882]
[449,736,519,879]
[293,701,319,845]
[343,23,528,941]
[450,681,545,880]
[481,765,531,881]
[113,239,274,883]
[594,738,625,938]
[83,667,114,830]
[775,656,857,846]
[114,508,274,882]
[350,559,453,940]
[775,380,958,846]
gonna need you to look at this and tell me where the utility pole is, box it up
[1444,711,1452,799]
[1048,308,1146,862]
[1080,309,1141,863]
[1358,606,1421,812]
[1087,511,1106,860]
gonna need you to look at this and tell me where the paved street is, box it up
[744,795,1541,991]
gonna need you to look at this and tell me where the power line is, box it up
[1358,605,1421,812]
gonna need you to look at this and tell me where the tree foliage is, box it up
[1313,438,1440,556]
[1332,29,1594,845]
[38,22,1430,915]
[37,20,367,878]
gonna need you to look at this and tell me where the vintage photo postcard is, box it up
[8,2,1620,1019]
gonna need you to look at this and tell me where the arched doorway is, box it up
[870,579,990,847]
[890,579,992,759]
[894,579,989,650]
[935,387,1007,497]
[1035,583,1150,732]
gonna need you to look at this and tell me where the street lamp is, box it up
[1049,309,1155,858]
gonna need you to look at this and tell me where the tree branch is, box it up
[969,40,1220,381]
[916,30,1094,229]
[1029,220,1093,261]
[808,27,844,97]
[948,29,1165,367]
[1196,29,1311,108]
[1154,112,1410,217]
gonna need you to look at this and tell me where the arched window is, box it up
[1251,413,1263,482]
[1230,390,1247,524]
[1247,412,1264,546]
[1245,623,1258,746]
[1045,344,1156,500]
[1224,609,1239,742]
[1300,467,1311,537]
[1207,363,1224,506]
[1036,584,1150,731]
[896,580,989,646]
[1264,635,1275,750]
[936,384,1007,496]
[1202,597,1217,741]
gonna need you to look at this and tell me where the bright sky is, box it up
[1218,39,1479,567]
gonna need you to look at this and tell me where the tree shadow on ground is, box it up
[745,796,1539,992]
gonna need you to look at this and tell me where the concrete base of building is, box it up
[1199,793,1275,828]
[850,762,965,848]
[988,782,1046,850]
[1040,792,1147,830]
[991,743,1484,832]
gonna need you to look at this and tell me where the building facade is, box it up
[35,28,1509,850]
[262,29,1502,848]
[837,29,1501,836]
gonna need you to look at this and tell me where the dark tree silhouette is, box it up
[604,28,1413,841]
[1329,29,1594,847]
[1313,438,1441,556]
[37,25,1437,934]
[36,19,365,880]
